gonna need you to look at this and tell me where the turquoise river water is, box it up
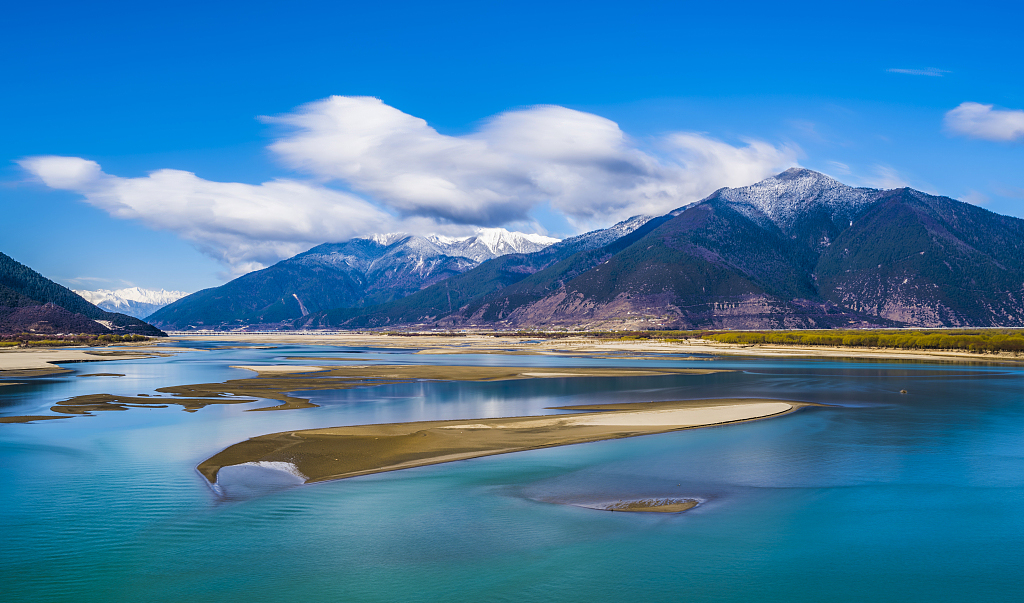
[1,341,1023,602]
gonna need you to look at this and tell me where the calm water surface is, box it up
[1,342,1022,602]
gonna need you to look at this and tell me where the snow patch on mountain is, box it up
[75,287,190,319]
[558,215,654,250]
[370,233,409,246]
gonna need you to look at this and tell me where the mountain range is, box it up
[147,228,561,329]
[149,168,1024,331]
[74,287,189,319]
[0,253,166,336]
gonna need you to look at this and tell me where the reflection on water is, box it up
[1,343,1023,602]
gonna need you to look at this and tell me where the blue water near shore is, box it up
[2,342,1023,602]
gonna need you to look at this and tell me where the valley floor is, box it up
[2,332,1021,377]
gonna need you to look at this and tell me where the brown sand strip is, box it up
[47,393,259,415]
[0,415,71,423]
[198,399,800,485]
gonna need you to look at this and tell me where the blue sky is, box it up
[3,0,1022,293]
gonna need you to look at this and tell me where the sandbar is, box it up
[2,364,727,421]
[604,498,699,513]
[0,347,171,377]
[198,399,799,485]
[0,415,70,423]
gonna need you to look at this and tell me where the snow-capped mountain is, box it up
[75,287,189,319]
[294,228,559,275]
[716,167,881,233]
[148,229,563,329]
[319,168,1024,330]
[427,228,560,263]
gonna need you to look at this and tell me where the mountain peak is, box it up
[714,168,879,232]
[774,167,830,182]
[427,228,560,262]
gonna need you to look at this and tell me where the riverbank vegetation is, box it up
[486,328,1024,354]
[691,329,1024,353]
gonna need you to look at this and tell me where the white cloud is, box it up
[266,96,799,231]
[18,156,396,275]
[887,68,949,77]
[21,97,800,273]
[944,102,1024,142]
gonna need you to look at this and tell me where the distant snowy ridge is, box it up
[427,228,560,262]
[300,228,561,275]
[372,227,559,263]
[74,287,189,319]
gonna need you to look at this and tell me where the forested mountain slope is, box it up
[0,252,165,335]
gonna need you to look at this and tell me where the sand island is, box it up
[199,398,803,488]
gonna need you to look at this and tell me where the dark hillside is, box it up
[0,252,164,336]
[817,189,1024,326]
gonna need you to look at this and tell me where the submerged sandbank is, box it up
[604,498,700,513]
[199,399,800,485]
[2,364,727,421]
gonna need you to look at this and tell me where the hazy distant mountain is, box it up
[148,228,561,330]
[74,287,189,319]
[0,252,166,336]
[311,169,1024,329]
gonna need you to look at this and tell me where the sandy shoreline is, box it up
[199,399,802,486]
[0,346,177,377]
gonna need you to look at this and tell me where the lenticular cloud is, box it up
[266,96,799,229]
[20,96,799,273]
